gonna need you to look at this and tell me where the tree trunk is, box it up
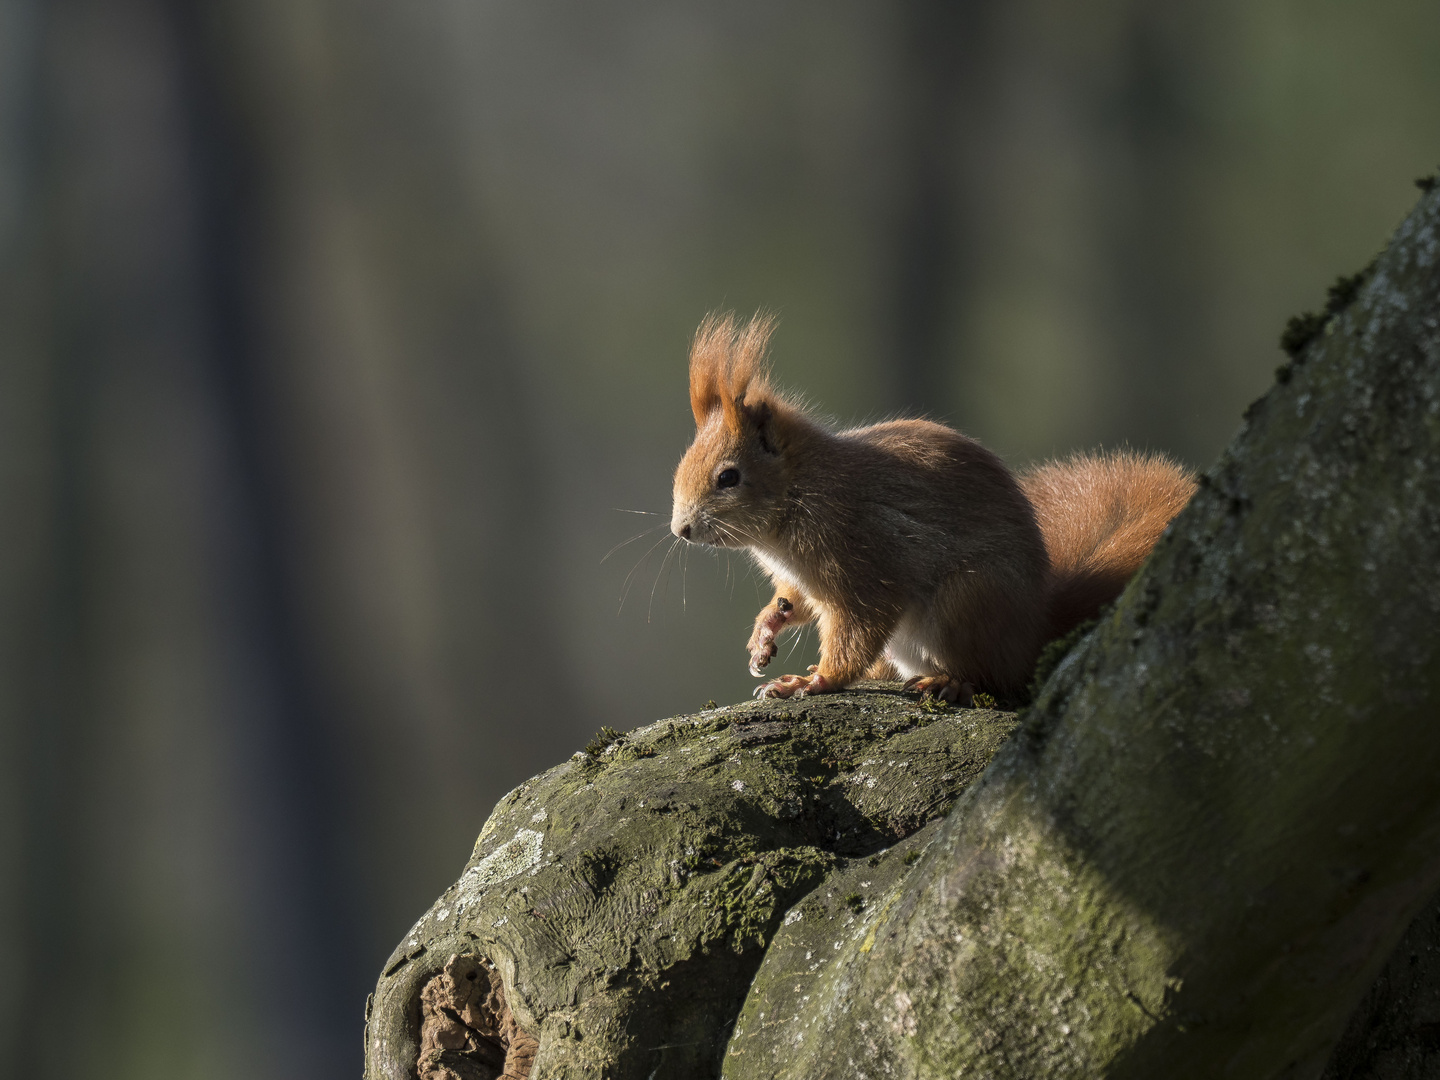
[365,183,1440,1079]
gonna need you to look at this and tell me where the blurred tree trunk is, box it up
[3,0,366,1071]
[1101,5,1216,452]
[1,0,567,1074]
[888,0,994,415]
[368,184,1440,1080]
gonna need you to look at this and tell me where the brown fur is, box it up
[1021,450,1198,639]
[688,311,778,430]
[670,312,1196,700]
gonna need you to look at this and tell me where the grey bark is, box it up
[366,183,1440,1079]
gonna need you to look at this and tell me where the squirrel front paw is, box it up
[753,665,835,700]
[747,596,795,677]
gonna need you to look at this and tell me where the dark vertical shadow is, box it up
[160,0,363,1070]
[15,0,370,1074]
[889,0,993,419]
[13,5,99,1076]
[1100,10,1206,460]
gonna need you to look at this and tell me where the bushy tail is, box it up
[1020,449,1197,641]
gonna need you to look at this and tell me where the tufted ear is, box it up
[688,311,777,428]
[688,313,730,425]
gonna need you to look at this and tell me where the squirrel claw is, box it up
[747,640,777,677]
[745,598,795,679]
[755,674,806,699]
[903,674,974,707]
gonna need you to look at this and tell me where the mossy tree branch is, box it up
[365,693,1021,1079]
[366,184,1440,1080]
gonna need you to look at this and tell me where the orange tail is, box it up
[1020,449,1197,641]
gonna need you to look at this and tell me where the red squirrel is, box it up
[669,312,1197,704]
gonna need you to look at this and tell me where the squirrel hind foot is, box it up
[755,669,835,700]
[903,674,974,707]
[754,675,804,700]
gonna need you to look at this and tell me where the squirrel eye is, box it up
[716,468,740,489]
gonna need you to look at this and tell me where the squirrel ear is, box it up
[737,396,779,455]
[689,312,733,425]
[689,365,721,428]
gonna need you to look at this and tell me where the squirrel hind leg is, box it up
[903,674,974,707]
[864,656,900,681]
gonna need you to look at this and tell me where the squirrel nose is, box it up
[679,524,692,540]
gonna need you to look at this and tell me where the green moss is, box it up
[1279,268,1373,359]
[1325,270,1366,312]
[1280,310,1328,358]
[583,725,623,756]
[1029,618,1098,699]
[610,744,656,763]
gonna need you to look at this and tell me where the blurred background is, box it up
[0,0,1436,1075]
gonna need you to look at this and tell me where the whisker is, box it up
[602,523,668,565]
[711,520,751,548]
[649,537,682,623]
[619,530,675,615]
[612,508,665,516]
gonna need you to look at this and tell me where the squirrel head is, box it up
[671,312,797,547]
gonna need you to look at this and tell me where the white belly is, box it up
[885,605,939,679]
[751,550,945,680]
[750,549,809,592]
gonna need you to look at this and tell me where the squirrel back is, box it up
[1021,450,1198,640]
